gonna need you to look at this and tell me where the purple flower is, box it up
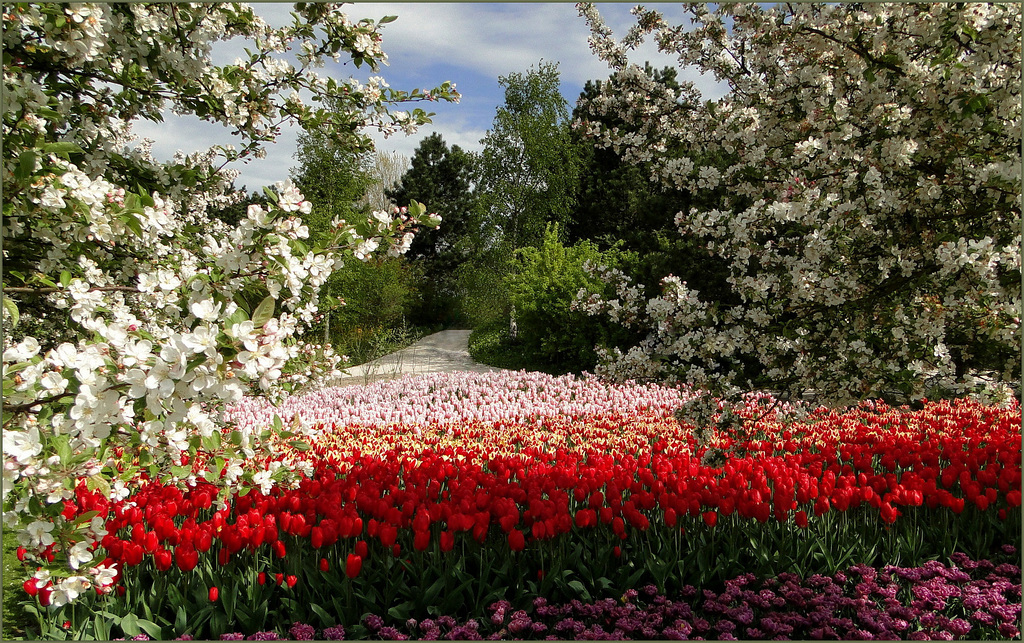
[377,626,406,640]
[989,603,1021,623]
[999,624,1021,638]
[507,618,533,636]
[175,637,194,641]
[246,633,281,641]
[437,616,457,630]
[131,636,151,641]
[287,623,316,641]
[220,635,245,641]
[406,619,418,632]
[322,625,346,641]
[995,563,1021,578]
[364,615,384,633]
[1001,544,1017,555]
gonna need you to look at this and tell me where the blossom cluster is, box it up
[573,2,1021,405]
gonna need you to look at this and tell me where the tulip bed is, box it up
[20,372,1023,640]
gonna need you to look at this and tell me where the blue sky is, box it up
[135,3,728,191]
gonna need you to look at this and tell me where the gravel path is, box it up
[324,330,506,387]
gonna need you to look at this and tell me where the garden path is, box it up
[325,330,506,387]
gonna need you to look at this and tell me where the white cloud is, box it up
[132,3,727,192]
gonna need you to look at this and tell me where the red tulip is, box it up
[319,557,330,572]
[355,540,369,559]
[794,510,808,529]
[440,531,455,553]
[209,586,219,602]
[286,574,298,588]
[258,572,266,585]
[154,548,173,571]
[508,529,525,552]
[413,529,430,552]
[23,579,38,596]
[175,545,199,572]
[702,511,718,528]
[663,508,677,528]
[346,554,363,579]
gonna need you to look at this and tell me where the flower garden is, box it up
[18,372,1021,640]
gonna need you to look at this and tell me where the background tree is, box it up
[291,112,421,354]
[387,133,483,325]
[361,150,409,212]
[478,61,583,252]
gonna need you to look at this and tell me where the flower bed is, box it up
[17,373,1022,639]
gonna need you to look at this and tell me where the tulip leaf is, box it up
[135,618,163,640]
[121,613,140,637]
[174,606,187,636]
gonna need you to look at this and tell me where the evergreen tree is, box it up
[387,133,482,325]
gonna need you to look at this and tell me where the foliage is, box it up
[454,247,514,330]
[2,1,453,611]
[575,2,1021,406]
[387,133,484,326]
[324,256,422,364]
[3,535,31,640]
[505,224,639,373]
[478,61,583,252]
[468,323,554,374]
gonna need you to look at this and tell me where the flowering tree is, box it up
[2,2,454,607]
[574,2,1021,406]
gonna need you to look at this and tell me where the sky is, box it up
[134,3,729,192]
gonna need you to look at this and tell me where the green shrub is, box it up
[302,256,423,364]
[505,224,637,373]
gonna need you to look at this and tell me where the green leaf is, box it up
[251,295,275,328]
[122,213,144,237]
[287,440,311,451]
[203,431,222,452]
[174,606,188,636]
[60,270,72,287]
[135,619,164,640]
[2,296,19,327]
[42,141,84,156]
[121,613,140,637]
[15,150,36,181]
[378,15,398,23]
